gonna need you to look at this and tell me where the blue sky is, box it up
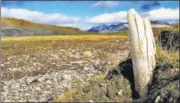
[1,1,179,30]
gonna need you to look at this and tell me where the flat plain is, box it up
[1,34,130,102]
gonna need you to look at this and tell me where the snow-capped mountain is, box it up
[151,20,179,26]
[88,23,128,33]
[88,24,109,33]
[88,20,179,33]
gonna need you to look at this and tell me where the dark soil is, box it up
[112,58,180,102]
[106,57,140,99]
[71,56,179,102]
[135,63,179,103]
[84,56,179,102]
[158,30,179,52]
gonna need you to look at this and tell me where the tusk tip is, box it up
[129,9,136,13]
[128,8,138,17]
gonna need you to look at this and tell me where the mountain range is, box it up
[88,23,128,33]
[88,20,179,33]
[1,17,179,36]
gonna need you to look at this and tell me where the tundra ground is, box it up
[1,35,130,102]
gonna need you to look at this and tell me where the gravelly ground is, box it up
[1,36,130,102]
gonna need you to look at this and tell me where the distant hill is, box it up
[151,20,179,26]
[88,23,128,33]
[2,17,178,36]
[88,20,179,33]
[1,17,85,36]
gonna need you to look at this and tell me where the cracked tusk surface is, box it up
[127,9,156,97]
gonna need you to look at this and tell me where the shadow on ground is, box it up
[106,57,179,102]
[56,57,179,102]
[106,57,140,99]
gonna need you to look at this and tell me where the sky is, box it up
[1,1,179,30]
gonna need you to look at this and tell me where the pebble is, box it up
[117,90,123,96]
[155,96,161,102]
[89,100,95,103]
[63,74,71,81]
[1,68,100,102]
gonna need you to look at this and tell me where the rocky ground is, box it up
[65,57,179,102]
[53,31,179,102]
[1,31,179,102]
[1,36,130,102]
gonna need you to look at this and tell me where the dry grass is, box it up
[55,73,106,102]
[2,34,128,42]
[2,34,128,55]
[2,30,178,101]
[55,89,79,102]
[154,24,179,68]
[1,34,129,80]
[156,43,179,68]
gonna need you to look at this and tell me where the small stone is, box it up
[26,77,35,85]
[35,87,41,91]
[46,80,52,84]
[174,68,179,72]
[117,89,123,96]
[83,51,93,57]
[155,96,161,103]
[89,100,95,102]
[84,66,89,71]
[38,76,46,82]
[63,74,71,81]
[47,97,54,102]
[99,83,106,88]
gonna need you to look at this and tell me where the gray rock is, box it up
[117,89,123,96]
[155,96,161,103]
[63,74,71,81]
[26,77,36,85]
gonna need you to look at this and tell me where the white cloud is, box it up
[87,7,179,24]
[87,11,127,24]
[145,7,179,20]
[1,7,80,25]
[1,7,179,30]
[59,23,96,30]
[91,1,119,8]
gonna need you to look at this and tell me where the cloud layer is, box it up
[1,7,179,30]
[87,7,179,24]
[1,7,80,25]
[87,11,127,24]
[145,7,179,20]
[91,1,119,8]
